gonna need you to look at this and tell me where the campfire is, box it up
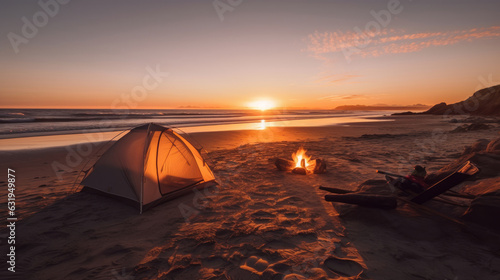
[275,147,326,175]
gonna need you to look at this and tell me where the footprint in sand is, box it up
[276,196,303,206]
[221,202,247,210]
[269,262,292,273]
[241,256,270,273]
[251,210,275,218]
[248,201,275,209]
[216,195,235,203]
[324,256,364,277]
[255,184,281,193]
[215,228,234,239]
[202,256,227,269]
[263,239,295,250]
[288,232,318,243]
[284,212,299,218]
[251,210,276,223]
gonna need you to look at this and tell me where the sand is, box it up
[1,115,500,279]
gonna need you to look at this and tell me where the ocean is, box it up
[0,108,392,150]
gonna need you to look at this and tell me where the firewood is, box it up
[314,159,327,174]
[292,167,307,175]
[275,158,294,171]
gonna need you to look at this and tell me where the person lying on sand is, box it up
[386,165,429,195]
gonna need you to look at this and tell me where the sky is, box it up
[1,0,499,109]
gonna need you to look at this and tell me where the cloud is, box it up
[318,94,369,101]
[315,74,360,84]
[306,26,500,60]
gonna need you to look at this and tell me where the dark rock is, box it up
[451,123,493,133]
[462,139,490,155]
[392,111,417,116]
[359,134,396,139]
[425,102,449,115]
[398,85,500,116]
[462,116,487,123]
[426,152,500,184]
[444,85,500,115]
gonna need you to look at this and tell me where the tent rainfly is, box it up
[80,123,216,213]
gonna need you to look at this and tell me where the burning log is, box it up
[274,147,327,175]
[292,158,307,174]
[292,167,307,175]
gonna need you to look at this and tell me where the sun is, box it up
[247,99,276,111]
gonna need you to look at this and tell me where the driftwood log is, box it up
[324,194,398,209]
[319,186,352,194]
[320,185,397,209]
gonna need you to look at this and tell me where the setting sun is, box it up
[247,99,276,111]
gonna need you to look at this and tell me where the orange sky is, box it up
[1,1,499,109]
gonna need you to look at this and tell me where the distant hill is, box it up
[395,85,500,116]
[335,104,429,111]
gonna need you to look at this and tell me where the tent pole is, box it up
[140,123,153,214]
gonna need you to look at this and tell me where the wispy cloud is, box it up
[306,26,500,60]
[315,74,360,84]
[318,94,369,101]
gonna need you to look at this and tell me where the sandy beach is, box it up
[1,115,500,279]
[3,0,500,278]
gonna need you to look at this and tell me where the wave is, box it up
[0,114,244,124]
[0,109,387,137]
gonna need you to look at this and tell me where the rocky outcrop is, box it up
[423,85,500,116]
[394,85,500,116]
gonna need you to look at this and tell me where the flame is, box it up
[292,147,315,171]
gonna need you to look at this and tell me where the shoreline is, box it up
[0,110,390,139]
[0,115,438,151]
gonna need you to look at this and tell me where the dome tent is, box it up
[80,123,216,213]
